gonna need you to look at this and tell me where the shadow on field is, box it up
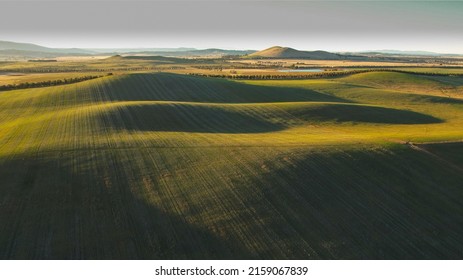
[409,93,463,106]
[287,103,443,124]
[100,103,284,133]
[1,144,463,259]
[99,104,284,133]
[97,101,441,135]
[0,154,256,259]
[418,142,463,168]
[106,73,350,103]
[228,145,463,259]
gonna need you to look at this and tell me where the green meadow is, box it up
[0,70,463,259]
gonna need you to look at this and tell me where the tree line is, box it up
[186,69,463,80]
[0,75,103,91]
[186,70,370,80]
[0,67,156,73]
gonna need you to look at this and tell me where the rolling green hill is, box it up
[0,40,94,58]
[247,46,341,59]
[0,71,463,259]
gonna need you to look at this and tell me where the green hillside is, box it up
[247,46,341,59]
[0,71,463,259]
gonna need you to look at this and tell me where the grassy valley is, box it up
[0,53,463,259]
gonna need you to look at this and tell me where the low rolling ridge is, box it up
[0,72,463,259]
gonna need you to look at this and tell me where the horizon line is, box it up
[2,39,463,55]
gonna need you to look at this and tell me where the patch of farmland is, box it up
[0,72,463,259]
[0,145,463,259]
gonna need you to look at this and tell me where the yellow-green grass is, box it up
[1,71,463,259]
[0,72,104,86]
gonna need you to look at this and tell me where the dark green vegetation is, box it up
[0,70,463,259]
[188,68,463,80]
[0,75,103,91]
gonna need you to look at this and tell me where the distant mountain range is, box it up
[346,50,463,57]
[0,40,254,59]
[0,40,93,54]
[0,40,461,60]
[246,46,342,59]
[87,47,197,53]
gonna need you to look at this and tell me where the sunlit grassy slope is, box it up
[1,72,463,259]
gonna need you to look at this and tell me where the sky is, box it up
[1,0,463,53]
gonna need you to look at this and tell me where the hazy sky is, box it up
[1,0,463,53]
